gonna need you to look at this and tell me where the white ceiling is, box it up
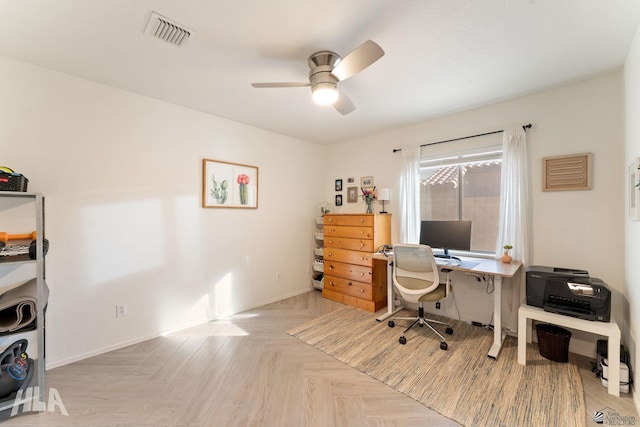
[1,0,639,144]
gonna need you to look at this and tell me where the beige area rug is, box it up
[288,306,586,427]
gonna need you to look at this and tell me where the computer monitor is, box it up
[419,220,472,258]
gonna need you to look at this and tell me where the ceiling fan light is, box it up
[312,83,339,105]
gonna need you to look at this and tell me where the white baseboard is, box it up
[46,287,313,369]
[46,332,159,370]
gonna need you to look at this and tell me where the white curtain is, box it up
[400,146,421,244]
[496,127,530,263]
[496,127,530,330]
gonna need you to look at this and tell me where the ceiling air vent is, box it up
[144,12,193,47]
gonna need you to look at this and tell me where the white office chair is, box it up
[388,244,453,350]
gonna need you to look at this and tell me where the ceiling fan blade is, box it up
[331,40,384,81]
[334,91,355,115]
[251,82,310,88]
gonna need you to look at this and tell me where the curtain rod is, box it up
[392,123,532,153]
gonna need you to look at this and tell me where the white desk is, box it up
[375,253,522,360]
[518,304,621,396]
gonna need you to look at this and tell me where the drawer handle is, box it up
[359,219,364,223]
[328,240,333,244]
[329,281,335,286]
[360,289,365,293]
[348,282,353,286]
[359,242,364,248]
[328,218,333,222]
[360,273,364,276]
[329,265,334,270]
[360,231,364,235]
[328,252,333,257]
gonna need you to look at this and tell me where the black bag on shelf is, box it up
[0,339,33,401]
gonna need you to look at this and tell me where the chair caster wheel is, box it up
[446,327,454,335]
[388,320,395,328]
[419,323,424,327]
[440,342,448,350]
[399,336,407,345]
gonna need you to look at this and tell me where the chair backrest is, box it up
[392,244,441,304]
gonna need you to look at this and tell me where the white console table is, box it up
[518,304,621,396]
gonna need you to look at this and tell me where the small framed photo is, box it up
[347,187,358,203]
[335,194,343,206]
[335,179,343,192]
[347,177,355,183]
[361,176,374,188]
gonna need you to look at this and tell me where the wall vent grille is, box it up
[144,12,192,47]
[543,153,592,191]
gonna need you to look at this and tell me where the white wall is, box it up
[326,72,626,355]
[0,56,325,367]
[624,21,640,405]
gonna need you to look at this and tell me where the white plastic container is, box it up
[601,358,630,393]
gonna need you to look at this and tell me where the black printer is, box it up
[526,266,611,322]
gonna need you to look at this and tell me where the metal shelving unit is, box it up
[312,216,324,289]
[0,192,46,415]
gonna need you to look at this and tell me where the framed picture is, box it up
[347,186,358,203]
[335,179,343,192]
[202,159,258,208]
[629,158,640,221]
[335,194,343,206]
[361,176,374,188]
[347,177,355,183]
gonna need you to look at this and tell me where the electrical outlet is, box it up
[435,301,441,309]
[116,304,127,318]
[275,272,281,281]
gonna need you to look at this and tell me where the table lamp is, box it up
[377,188,390,213]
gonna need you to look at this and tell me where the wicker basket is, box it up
[536,323,572,363]
[0,173,28,192]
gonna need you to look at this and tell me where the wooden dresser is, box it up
[322,213,391,312]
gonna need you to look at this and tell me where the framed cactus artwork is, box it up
[202,158,258,208]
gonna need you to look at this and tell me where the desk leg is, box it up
[517,307,527,365]
[608,336,621,397]
[487,275,507,359]
[376,258,403,322]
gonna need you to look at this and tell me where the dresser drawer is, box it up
[324,214,373,227]
[323,247,373,267]
[325,260,372,283]
[321,288,383,312]
[324,236,374,252]
[324,225,372,239]
[324,275,373,300]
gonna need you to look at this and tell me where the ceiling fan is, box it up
[251,40,384,115]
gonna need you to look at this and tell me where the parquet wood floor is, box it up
[5,290,638,426]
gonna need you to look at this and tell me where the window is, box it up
[420,145,502,254]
